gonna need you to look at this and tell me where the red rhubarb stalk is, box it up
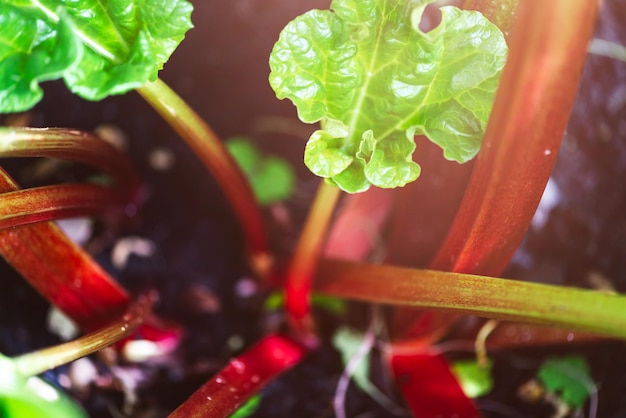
[0,129,138,330]
[169,334,305,418]
[430,0,599,275]
[0,183,125,229]
[0,127,139,199]
[285,181,341,335]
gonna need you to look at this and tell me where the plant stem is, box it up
[12,294,153,377]
[285,181,341,335]
[168,334,305,418]
[136,79,269,276]
[316,259,626,340]
[0,183,124,229]
[0,169,130,331]
[0,127,139,199]
[430,0,599,276]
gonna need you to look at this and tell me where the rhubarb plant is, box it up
[269,0,507,192]
[0,0,269,264]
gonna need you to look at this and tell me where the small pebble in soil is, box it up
[148,147,176,171]
[111,236,156,270]
[95,124,128,151]
[235,277,258,299]
[46,306,80,341]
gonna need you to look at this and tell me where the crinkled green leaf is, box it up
[269,0,507,192]
[451,359,494,398]
[0,4,81,113]
[0,0,193,112]
[537,356,594,410]
[226,137,295,205]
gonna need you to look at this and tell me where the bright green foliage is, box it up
[0,354,86,418]
[0,0,193,113]
[226,137,295,206]
[537,356,594,410]
[229,394,261,418]
[451,359,494,398]
[269,0,507,192]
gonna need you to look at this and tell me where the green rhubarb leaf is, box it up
[0,0,193,113]
[537,356,594,410]
[0,354,86,418]
[269,0,507,192]
[0,4,81,113]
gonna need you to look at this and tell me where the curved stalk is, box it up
[13,294,153,377]
[0,127,139,198]
[136,79,269,275]
[316,259,626,340]
[430,0,599,275]
[284,181,341,335]
[391,0,599,345]
[0,183,125,229]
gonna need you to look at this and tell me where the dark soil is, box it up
[1,1,626,417]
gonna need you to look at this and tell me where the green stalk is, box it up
[316,259,626,340]
[285,181,341,335]
[136,79,269,275]
[12,294,153,377]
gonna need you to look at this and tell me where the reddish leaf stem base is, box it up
[168,334,306,418]
[390,352,480,418]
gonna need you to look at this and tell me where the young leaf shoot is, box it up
[0,0,193,113]
[226,137,295,206]
[269,0,507,192]
[537,356,594,410]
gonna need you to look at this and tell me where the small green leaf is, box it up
[263,291,346,315]
[451,359,494,398]
[0,0,193,112]
[333,327,372,394]
[262,291,284,311]
[537,356,593,410]
[269,0,507,192]
[229,394,261,418]
[226,138,295,205]
[0,354,86,418]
